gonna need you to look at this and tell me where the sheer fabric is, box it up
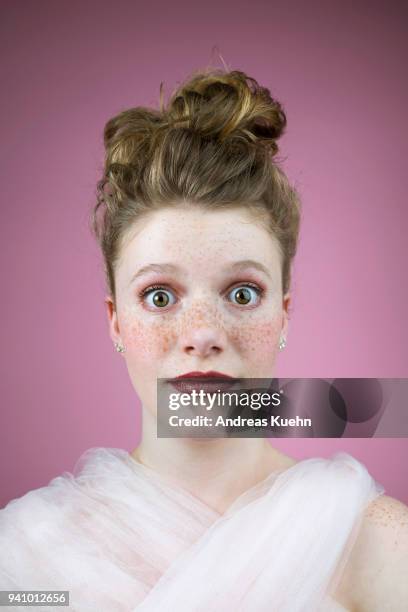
[0,447,384,611]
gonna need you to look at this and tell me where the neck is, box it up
[131,407,295,514]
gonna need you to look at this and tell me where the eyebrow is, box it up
[129,259,272,286]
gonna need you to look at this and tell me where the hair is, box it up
[91,67,301,307]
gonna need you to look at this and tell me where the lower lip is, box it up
[168,378,240,394]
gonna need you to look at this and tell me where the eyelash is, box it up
[137,282,265,309]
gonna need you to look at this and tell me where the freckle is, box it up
[159,331,173,352]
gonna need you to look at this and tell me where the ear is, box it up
[281,292,291,340]
[105,295,122,346]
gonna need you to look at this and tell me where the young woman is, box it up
[1,68,407,611]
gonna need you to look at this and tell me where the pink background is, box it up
[1,0,407,508]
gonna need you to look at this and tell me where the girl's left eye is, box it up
[227,284,263,306]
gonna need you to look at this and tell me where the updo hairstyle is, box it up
[91,68,301,306]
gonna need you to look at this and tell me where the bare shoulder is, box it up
[336,494,408,612]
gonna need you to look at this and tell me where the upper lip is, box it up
[168,371,237,381]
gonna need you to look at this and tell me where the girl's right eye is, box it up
[138,285,177,309]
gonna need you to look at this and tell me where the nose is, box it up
[179,324,227,358]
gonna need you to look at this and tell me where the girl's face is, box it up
[106,206,291,416]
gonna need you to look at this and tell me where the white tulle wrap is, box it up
[0,447,384,611]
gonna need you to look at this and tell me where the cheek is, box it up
[230,318,281,359]
[120,314,177,358]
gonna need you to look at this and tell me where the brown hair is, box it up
[91,67,301,306]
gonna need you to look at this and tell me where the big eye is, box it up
[227,284,262,306]
[140,285,177,309]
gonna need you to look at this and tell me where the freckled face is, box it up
[108,206,290,416]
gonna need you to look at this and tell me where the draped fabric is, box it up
[0,447,384,611]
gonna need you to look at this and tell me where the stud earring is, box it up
[114,342,126,353]
[279,336,286,350]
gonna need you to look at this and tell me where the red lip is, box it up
[170,371,237,381]
[166,371,240,394]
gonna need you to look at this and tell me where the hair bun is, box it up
[163,69,287,155]
[102,107,163,167]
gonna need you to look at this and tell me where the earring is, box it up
[279,336,286,351]
[114,342,126,353]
